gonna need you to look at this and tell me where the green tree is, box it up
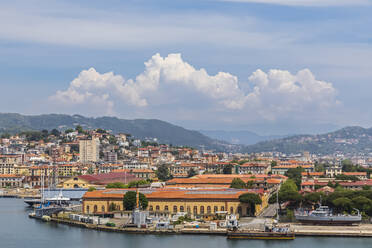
[333,197,353,213]
[88,186,96,192]
[75,125,84,134]
[352,196,371,212]
[335,174,359,181]
[127,180,149,188]
[106,182,127,188]
[51,129,61,137]
[187,168,197,178]
[270,179,302,209]
[123,191,148,210]
[303,192,324,206]
[65,128,74,134]
[156,164,172,181]
[230,178,246,189]
[246,180,255,189]
[223,164,233,174]
[314,162,325,172]
[239,193,262,216]
[341,159,355,172]
[285,167,305,188]
[271,161,277,167]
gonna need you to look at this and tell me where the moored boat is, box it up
[295,205,362,225]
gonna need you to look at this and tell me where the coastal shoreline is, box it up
[29,214,372,238]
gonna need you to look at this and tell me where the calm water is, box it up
[0,198,371,248]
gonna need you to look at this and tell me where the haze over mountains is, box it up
[200,130,287,145]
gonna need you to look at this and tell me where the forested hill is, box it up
[0,113,237,151]
[244,126,372,155]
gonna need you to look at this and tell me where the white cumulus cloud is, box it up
[50,53,339,120]
[246,68,339,120]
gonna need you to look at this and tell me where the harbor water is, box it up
[1,198,371,248]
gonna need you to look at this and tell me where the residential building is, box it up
[79,138,100,163]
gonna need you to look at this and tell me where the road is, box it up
[258,203,278,218]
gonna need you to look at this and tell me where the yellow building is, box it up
[57,164,78,177]
[82,188,268,218]
[60,176,93,189]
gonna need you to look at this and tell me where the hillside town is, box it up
[2,126,372,237]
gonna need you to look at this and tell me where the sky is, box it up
[0,0,371,135]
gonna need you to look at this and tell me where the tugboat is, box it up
[295,205,362,225]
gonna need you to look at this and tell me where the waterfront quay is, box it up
[29,212,372,238]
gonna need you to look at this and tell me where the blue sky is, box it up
[0,0,371,135]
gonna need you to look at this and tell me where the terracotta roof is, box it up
[301,172,324,176]
[79,172,137,185]
[343,172,367,176]
[83,188,264,200]
[0,174,22,178]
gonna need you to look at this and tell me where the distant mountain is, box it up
[200,130,287,145]
[0,113,239,151]
[244,126,372,155]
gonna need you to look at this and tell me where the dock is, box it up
[28,214,372,238]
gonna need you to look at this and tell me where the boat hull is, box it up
[295,216,362,226]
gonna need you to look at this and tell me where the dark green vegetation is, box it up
[239,193,262,216]
[187,168,197,178]
[230,178,255,189]
[244,126,372,155]
[0,113,236,151]
[123,191,148,210]
[156,164,173,181]
[285,167,305,189]
[106,180,150,189]
[270,179,372,217]
[230,178,247,189]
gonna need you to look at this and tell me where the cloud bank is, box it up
[50,53,339,121]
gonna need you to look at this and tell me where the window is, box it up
[220,206,224,211]
[230,207,233,214]
[200,206,204,214]
[180,206,184,212]
[173,206,178,213]
[156,205,160,211]
[207,206,211,214]
[187,206,191,213]
[149,206,153,211]
[165,205,169,211]
[86,205,90,213]
[193,206,197,215]
[214,206,218,213]
[94,205,98,213]
[102,206,105,212]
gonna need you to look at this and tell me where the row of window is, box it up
[148,205,239,214]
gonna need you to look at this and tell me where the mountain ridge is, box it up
[244,126,372,155]
[0,113,237,151]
